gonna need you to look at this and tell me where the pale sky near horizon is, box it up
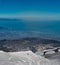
[0,0,60,20]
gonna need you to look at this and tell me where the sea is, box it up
[0,19,60,40]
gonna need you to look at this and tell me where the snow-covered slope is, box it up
[0,51,59,65]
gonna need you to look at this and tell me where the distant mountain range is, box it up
[0,18,19,21]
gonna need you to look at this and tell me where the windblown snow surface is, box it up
[0,51,59,65]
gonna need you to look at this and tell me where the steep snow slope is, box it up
[0,51,58,65]
[9,51,51,65]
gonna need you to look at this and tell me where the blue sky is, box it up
[0,0,60,20]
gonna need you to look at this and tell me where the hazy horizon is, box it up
[0,0,60,21]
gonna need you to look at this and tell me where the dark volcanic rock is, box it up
[0,37,60,52]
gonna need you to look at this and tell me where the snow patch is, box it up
[0,51,59,65]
